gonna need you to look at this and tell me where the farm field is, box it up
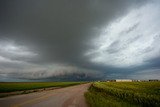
[0,82,83,93]
[85,82,160,107]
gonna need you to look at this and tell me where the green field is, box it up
[85,82,160,107]
[0,82,83,93]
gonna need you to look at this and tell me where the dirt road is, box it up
[0,83,90,107]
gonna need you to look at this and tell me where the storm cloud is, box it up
[0,0,159,81]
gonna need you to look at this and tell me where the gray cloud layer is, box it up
[0,0,159,81]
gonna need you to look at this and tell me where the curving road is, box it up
[0,83,90,107]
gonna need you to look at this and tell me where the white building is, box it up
[115,79,132,82]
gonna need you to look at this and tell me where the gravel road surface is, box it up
[0,83,90,107]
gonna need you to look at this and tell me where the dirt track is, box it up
[0,83,90,107]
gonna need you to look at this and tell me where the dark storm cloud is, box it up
[0,0,147,64]
[1,0,159,81]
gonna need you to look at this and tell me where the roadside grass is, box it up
[0,82,84,93]
[85,82,160,107]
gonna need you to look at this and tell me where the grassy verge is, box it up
[85,82,160,107]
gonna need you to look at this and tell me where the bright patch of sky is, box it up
[0,40,37,63]
[86,2,160,67]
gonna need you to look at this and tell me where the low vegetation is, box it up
[85,82,160,107]
[0,82,83,93]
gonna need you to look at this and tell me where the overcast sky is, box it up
[0,0,160,81]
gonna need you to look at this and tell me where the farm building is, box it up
[132,80,141,82]
[115,79,132,82]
